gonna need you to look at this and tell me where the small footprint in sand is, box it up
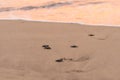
[66,70,84,73]
[74,56,90,62]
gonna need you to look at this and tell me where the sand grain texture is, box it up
[0,20,120,79]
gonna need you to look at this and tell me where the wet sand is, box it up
[0,20,120,80]
[0,0,120,25]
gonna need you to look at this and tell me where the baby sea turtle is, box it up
[56,58,64,62]
[70,45,78,48]
[42,45,51,49]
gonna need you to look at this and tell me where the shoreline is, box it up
[0,18,119,27]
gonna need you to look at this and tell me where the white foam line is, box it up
[0,18,120,27]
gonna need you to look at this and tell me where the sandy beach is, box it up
[0,0,120,25]
[0,20,119,80]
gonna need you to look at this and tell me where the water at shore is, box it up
[0,0,119,26]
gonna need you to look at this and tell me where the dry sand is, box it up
[0,20,120,80]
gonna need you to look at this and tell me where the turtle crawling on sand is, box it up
[42,45,51,49]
